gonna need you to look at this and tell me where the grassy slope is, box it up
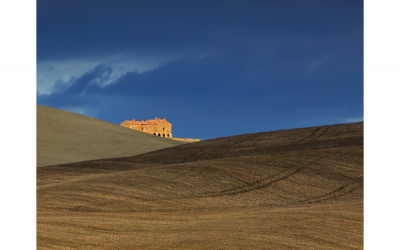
[37,105,185,167]
[37,122,363,249]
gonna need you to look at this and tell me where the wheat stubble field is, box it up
[37,122,363,249]
[37,105,185,167]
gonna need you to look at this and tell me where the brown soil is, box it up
[37,121,363,249]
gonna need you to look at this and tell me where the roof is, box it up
[122,117,172,125]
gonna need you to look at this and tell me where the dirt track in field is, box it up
[38,121,363,249]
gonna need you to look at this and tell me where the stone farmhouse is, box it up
[121,117,200,142]
[121,117,172,138]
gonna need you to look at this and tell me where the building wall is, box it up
[121,118,200,143]
[121,118,172,138]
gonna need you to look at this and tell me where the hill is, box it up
[37,122,363,249]
[37,105,185,167]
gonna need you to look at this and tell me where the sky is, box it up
[37,0,363,139]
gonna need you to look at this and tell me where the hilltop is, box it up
[37,105,185,167]
[37,121,363,249]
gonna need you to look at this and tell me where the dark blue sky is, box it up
[37,0,363,139]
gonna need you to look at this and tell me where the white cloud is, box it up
[37,58,159,95]
[37,51,209,95]
[37,54,162,96]
[37,59,96,95]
